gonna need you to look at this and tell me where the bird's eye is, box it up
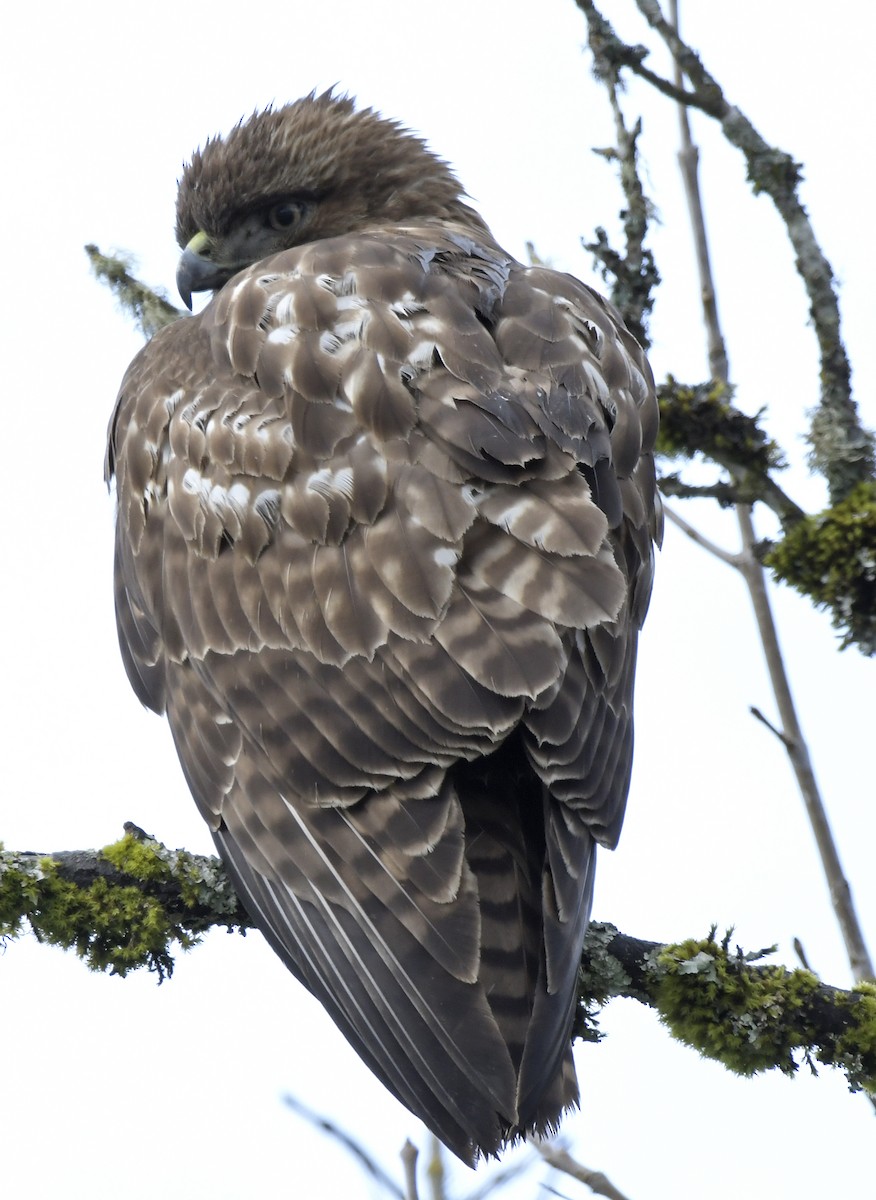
[267,202,300,231]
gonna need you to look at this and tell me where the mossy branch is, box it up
[654,379,875,655]
[765,481,876,654]
[655,377,805,524]
[0,825,251,980]
[85,244,183,339]
[579,923,876,1096]
[574,4,876,658]
[575,0,876,503]
[2,832,874,1094]
[581,22,660,349]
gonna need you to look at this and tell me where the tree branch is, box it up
[657,0,874,982]
[84,245,183,339]
[575,0,875,502]
[638,0,874,504]
[3,834,875,1094]
[283,1094,406,1199]
[580,17,660,346]
[566,21,875,653]
[531,1140,634,1200]
[0,825,251,980]
[401,1141,420,1200]
[580,923,876,1095]
[660,501,741,566]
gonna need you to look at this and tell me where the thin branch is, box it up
[749,705,793,748]
[401,1141,420,1200]
[655,378,806,526]
[737,502,875,981]
[576,0,875,501]
[662,0,873,982]
[665,2,727,383]
[581,14,660,345]
[659,474,755,508]
[661,501,741,567]
[283,1094,405,1199]
[84,244,183,339]
[426,1134,447,1200]
[576,0,715,115]
[631,0,875,502]
[532,1141,633,1200]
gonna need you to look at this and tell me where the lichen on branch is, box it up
[85,244,183,339]
[0,826,251,980]
[3,832,874,1094]
[576,0,876,503]
[765,482,876,654]
[581,924,876,1096]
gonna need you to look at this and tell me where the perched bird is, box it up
[106,91,661,1163]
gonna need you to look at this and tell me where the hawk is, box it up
[106,92,661,1163]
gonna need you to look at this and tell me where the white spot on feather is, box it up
[182,467,210,498]
[266,326,298,345]
[307,467,354,500]
[227,482,251,510]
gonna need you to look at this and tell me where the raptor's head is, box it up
[175,91,485,309]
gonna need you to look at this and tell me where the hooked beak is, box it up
[176,231,236,310]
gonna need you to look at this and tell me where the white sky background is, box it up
[1,1,873,1196]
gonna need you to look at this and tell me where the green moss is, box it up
[656,377,783,474]
[765,481,876,654]
[0,846,43,941]
[0,851,187,978]
[831,981,876,1093]
[0,832,247,980]
[101,831,243,916]
[102,833,173,883]
[653,934,820,1078]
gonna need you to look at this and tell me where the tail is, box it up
[454,732,595,1145]
[213,732,594,1164]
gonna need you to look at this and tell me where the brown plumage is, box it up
[106,91,661,1163]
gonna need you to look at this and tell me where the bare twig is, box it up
[532,1141,633,1200]
[661,0,873,982]
[738,503,874,982]
[749,706,793,748]
[793,937,812,972]
[401,1140,420,1200]
[426,1134,447,1200]
[283,1094,405,1198]
[665,5,727,383]
[661,502,740,567]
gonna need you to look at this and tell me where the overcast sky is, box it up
[2,2,873,1197]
